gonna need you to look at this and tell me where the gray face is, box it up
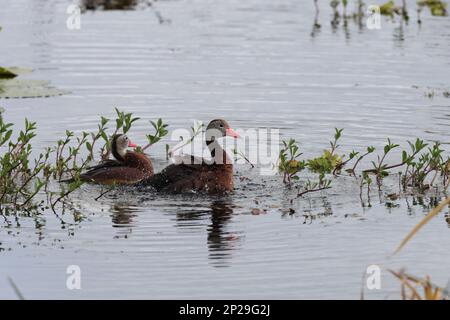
[206,119,229,141]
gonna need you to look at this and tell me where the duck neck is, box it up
[111,144,125,162]
[206,139,231,165]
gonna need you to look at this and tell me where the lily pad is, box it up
[0,67,17,79]
[0,79,69,99]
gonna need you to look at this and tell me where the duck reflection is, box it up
[175,200,241,267]
[110,202,138,238]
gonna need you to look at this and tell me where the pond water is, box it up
[1,0,450,299]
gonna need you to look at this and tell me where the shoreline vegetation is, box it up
[1,108,450,217]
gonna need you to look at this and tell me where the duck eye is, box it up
[219,124,224,128]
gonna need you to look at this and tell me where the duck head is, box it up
[205,119,240,143]
[111,133,137,161]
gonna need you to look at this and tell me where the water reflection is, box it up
[175,200,241,267]
[207,201,240,267]
[110,203,138,238]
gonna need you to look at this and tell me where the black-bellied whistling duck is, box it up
[141,119,240,193]
[77,134,153,185]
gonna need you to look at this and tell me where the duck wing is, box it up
[80,166,146,185]
[142,162,204,192]
[85,159,123,171]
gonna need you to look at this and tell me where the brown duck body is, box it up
[141,133,236,194]
[140,119,239,194]
[142,155,233,194]
[80,151,153,185]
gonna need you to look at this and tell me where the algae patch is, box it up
[0,79,69,99]
[0,67,69,99]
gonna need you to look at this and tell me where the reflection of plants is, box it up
[359,171,372,205]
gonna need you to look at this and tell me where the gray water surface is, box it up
[1,0,450,299]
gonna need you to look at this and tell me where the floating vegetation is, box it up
[278,129,450,199]
[0,63,68,99]
[0,67,17,79]
[0,79,69,99]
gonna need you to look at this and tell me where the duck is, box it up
[75,134,154,185]
[140,119,240,193]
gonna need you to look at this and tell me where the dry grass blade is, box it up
[7,276,25,300]
[393,196,450,255]
[388,269,447,300]
[388,269,422,300]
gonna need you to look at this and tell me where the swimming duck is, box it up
[140,119,239,193]
[77,134,154,185]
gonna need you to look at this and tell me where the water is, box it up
[1,0,450,299]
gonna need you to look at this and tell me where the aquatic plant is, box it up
[100,107,140,159]
[380,1,400,16]
[168,120,204,157]
[0,108,168,220]
[307,128,344,174]
[348,146,375,175]
[297,172,332,197]
[142,118,169,151]
[0,116,55,215]
[278,127,450,200]
[418,0,448,16]
[232,148,255,168]
[278,138,305,184]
